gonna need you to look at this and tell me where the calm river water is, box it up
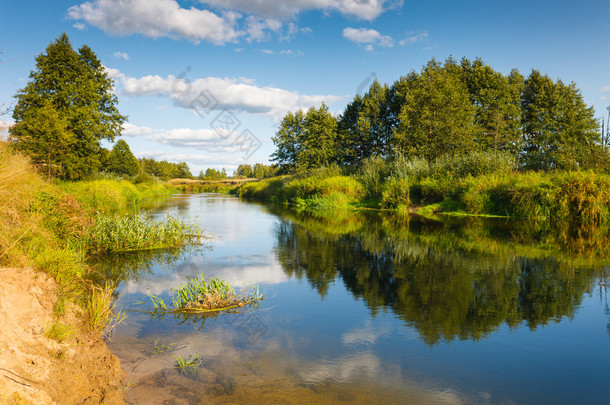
[99,193,610,404]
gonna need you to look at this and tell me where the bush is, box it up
[381,178,411,209]
[431,151,517,179]
[359,156,389,198]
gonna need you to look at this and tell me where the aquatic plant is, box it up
[151,339,175,355]
[174,353,204,378]
[146,275,263,315]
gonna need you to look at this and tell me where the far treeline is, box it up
[272,57,610,172]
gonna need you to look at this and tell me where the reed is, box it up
[87,213,202,254]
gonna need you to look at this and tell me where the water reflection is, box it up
[103,194,610,405]
[272,207,605,345]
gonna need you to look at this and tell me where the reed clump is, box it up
[147,275,263,314]
[87,213,203,254]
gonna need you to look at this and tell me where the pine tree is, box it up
[10,33,126,179]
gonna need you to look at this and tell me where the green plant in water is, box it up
[145,274,263,315]
[174,353,204,378]
[151,339,175,355]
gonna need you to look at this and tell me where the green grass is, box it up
[147,275,263,314]
[87,213,203,254]
[174,353,204,378]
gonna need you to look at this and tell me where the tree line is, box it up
[272,57,607,173]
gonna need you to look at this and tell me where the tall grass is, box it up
[87,213,202,254]
[60,179,175,214]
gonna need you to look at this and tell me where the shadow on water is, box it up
[271,206,609,345]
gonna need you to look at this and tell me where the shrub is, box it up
[381,178,411,209]
[359,156,389,198]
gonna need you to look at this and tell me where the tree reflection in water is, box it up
[272,207,608,345]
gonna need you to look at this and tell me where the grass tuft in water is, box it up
[146,274,263,315]
[174,353,204,378]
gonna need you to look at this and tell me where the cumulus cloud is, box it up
[198,0,399,20]
[343,27,393,50]
[601,86,610,92]
[399,31,429,46]
[122,122,155,136]
[67,0,327,44]
[67,0,242,45]
[111,68,342,119]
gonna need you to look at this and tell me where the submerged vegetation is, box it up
[147,275,263,315]
[174,353,205,378]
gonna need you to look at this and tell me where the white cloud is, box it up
[113,51,129,60]
[148,127,244,153]
[68,0,323,44]
[399,31,429,46]
[112,68,343,119]
[261,49,274,55]
[122,122,155,136]
[198,0,399,20]
[601,86,610,92]
[67,0,242,45]
[342,27,393,50]
[73,22,86,30]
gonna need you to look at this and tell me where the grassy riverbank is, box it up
[239,152,610,225]
[0,141,201,401]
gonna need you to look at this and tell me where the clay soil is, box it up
[0,268,124,404]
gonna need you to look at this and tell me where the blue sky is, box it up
[1,0,609,175]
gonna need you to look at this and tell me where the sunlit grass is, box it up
[147,275,263,315]
[87,213,203,254]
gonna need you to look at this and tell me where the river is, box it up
[97,193,610,404]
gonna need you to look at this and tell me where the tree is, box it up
[460,58,523,155]
[10,33,126,179]
[337,80,392,165]
[271,110,305,172]
[521,70,600,170]
[10,100,73,182]
[297,104,337,172]
[394,59,477,160]
[105,139,140,176]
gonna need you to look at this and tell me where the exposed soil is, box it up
[0,268,124,404]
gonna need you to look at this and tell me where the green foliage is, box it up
[139,157,192,180]
[272,57,604,174]
[105,139,140,176]
[521,70,600,170]
[381,178,411,209]
[87,213,202,254]
[394,58,477,160]
[358,156,389,198]
[10,33,126,180]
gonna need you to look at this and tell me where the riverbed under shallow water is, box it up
[97,193,610,404]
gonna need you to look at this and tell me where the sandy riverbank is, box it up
[0,267,124,404]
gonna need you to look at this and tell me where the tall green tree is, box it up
[460,58,523,155]
[297,104,338,172]
[271,110,305,172]
[394,59,477,160]
[10,33,126,179]
[105,139,140,176]
[337,80,392,165]
[521,70,599,170]
[10,100,73,182]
